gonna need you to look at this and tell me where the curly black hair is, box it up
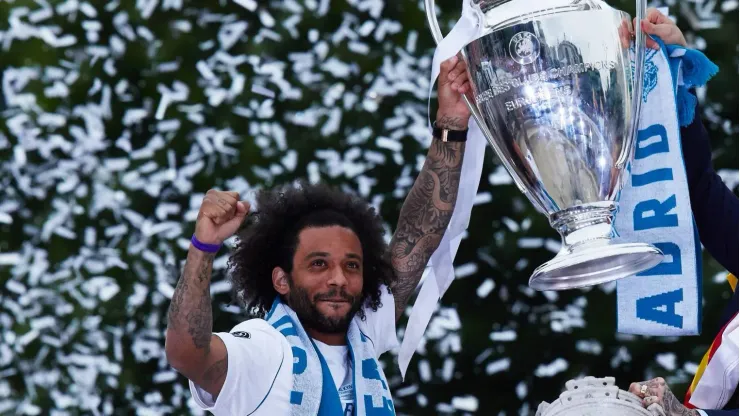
[228,181,396,319]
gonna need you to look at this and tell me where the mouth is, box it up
[320,299,350,304]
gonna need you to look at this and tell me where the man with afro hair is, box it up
[165,56,473,415]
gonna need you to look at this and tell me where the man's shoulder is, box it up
[218,318,293,366]
[227,318,285,343]
[196,319,294,416]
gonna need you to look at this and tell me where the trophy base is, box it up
[529,240,663,291]
[530,202,664,291]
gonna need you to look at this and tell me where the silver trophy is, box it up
[425,0,664,290]
[536,377,663,416]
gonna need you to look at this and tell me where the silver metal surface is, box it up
[535,377,658,416]
[424,0,662,290]
[465,8,634,213]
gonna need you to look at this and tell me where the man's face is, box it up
[284,226,364,334]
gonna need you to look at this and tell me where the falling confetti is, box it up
[0,0,736,415]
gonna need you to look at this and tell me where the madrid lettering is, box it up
[630,124,685,329]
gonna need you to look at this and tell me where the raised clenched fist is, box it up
[194,189,250,245]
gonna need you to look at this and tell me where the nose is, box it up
[326,265,348,288]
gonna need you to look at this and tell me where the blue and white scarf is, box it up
[265,297,396,416]
[615,40,717,336]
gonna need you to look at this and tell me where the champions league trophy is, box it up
[424,0,665,290]
[535,377,663,416]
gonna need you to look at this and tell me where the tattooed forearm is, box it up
[389,138,466,320]
[166,248,215,354]
[186,286,213,351]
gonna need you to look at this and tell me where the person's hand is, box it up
[619,18,632,49]
[436,55,471,131]
[194,189,250,244]
[628,377,700,416]
[633,8,687,50]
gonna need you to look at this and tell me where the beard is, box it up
[285,278,361,334]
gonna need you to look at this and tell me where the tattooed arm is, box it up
[165,247,227,396]
[165,190,249,398]
[389,138,465,320]
[389,56,472,321]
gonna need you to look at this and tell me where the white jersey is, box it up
[314,340,355,415]
[189,288,398,416]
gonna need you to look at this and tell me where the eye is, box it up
[347,261,360,269]
[311,259,327,268]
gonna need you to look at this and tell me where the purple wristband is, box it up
[191,235,222,253]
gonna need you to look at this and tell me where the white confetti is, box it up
[0,1,732,414]
[452,395,478,412]
[486,358,511,375]
[534,358,568,377]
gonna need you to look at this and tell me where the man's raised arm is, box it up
[389,56,472,321]
[165,190,249,398]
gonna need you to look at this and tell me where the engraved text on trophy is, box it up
[474,59,618,110]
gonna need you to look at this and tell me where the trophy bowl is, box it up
[425,0,664,290]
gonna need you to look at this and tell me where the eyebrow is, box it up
[304,252,363,261]
[305,252,329,260]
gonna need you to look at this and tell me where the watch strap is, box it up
[432,121,468,142]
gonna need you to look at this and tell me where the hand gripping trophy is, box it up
[424,0,664,290]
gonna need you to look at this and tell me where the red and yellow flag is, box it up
[685,273,738,408]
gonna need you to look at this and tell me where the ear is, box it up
[272,267,290,295]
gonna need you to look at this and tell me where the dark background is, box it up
[0,0,736,414]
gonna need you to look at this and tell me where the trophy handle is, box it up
[423,0,550,214]
[423,0,489,138]
[616,0,648,169]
